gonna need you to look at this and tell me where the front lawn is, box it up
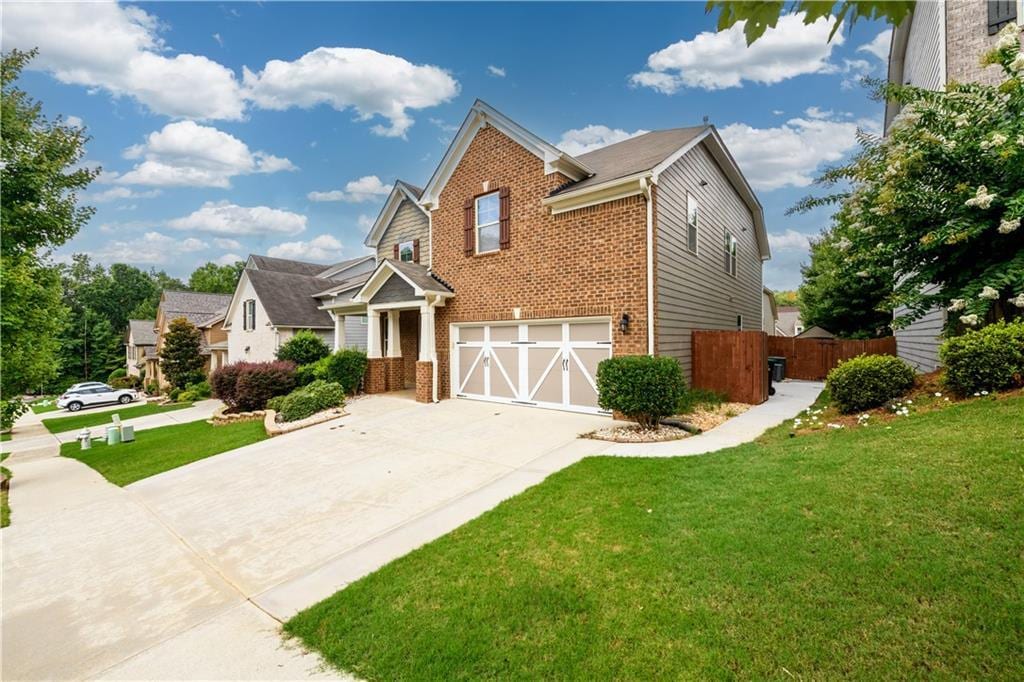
[286,394,1023,680]
[42,401,192,435]
[29,396,59,414]
[61,419,267,486]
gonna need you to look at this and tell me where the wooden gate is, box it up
[691,330,768,405]
[766,336,897,381]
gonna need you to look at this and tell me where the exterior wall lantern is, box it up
[619,312,631,334]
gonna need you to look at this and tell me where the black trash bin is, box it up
[768,356,786,382]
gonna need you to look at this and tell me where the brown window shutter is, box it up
[413,238,420,263]
[463,198,474,255]
[393,244,399,260]
[499,186,510,249]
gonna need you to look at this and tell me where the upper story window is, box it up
[724,233,738,277]
[686,193,699,253]
[398,240,414,262]
[475,192,500,254]
[243,299,256,331]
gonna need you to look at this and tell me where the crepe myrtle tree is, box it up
[792,24,1024,334]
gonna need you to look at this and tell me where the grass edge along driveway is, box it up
[42,401,192,435]
[61,419,267,486]
[285,394,1024,680]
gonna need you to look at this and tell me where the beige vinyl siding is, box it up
[904,0,945,89]
[654,142,763,383]
[377,200,430,265]
[343,315,368,351]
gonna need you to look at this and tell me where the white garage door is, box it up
[453,318,612,414]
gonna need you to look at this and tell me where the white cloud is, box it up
[212,32,224,47]
[267,235,344,262]
[2,1,245,120]
[556,125,650,156]
[768,229,814,251]
[307,175,392,203]
[88,186,162,203]
[804,106,833,119]
[216,252,243,265]
[213,238,243,250]
[858,29,892,61]
[89,231,209,265]
[720,113,879,191]
[168,201,307,236]
[840,58,875,90]
[242,47,459,137]
[487,65,506,78]
[114,121,295,188]
[357,214,375,233]
[65,115,84,128]
[630,14,841,93]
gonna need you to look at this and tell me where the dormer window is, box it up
[475,192,501,254]
[398,240,414,262]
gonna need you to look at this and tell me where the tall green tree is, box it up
[159,318,205,390]
[188,261,243,294]
[706,1,915,45]
[1,49,97,397]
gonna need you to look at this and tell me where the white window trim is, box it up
[398,239,415,262]
[475,191,500,255]
[243,299,256,331]
[725,233,738,278]
[686,192,699,255]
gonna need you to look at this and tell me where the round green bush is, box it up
[108,368,127,383]
[273,380,345,422]
[940,320,1024,396]
[276,330,330,366]
[596,355,685,428]
[826,354,916,414]
[318,349,368,394]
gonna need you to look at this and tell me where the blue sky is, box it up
[4,1,892,290]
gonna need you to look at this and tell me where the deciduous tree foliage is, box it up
[706,1,914,45]
[159,318,205,390]
[188,261,244,294]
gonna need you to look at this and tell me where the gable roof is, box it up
[246,254,328,277]
[315,254,375,280]
[127,319,157,346]
[353,259,454,303]
[160,291,232,328]
[312,272,372,299]
[419,99,593,209]
[245,269,341,328]
[364,180,428,248]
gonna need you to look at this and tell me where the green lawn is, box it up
[61,419,267,486]
[286,394,1024,680]
[0,433,10,442]
[29,397,59,414]
[1,453,10,528]
[42,401,192,435]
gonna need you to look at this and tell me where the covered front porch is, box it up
[321,259,454,403]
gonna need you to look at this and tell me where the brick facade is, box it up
[946,0,1022,86]
[384,357,404,392]
[399,310,419,388]
[430,124,650,399]
[415,360,433,403]
[364,357,387,394]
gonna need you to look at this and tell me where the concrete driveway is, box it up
[2,394,610,680]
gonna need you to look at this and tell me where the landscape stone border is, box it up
[210,404,266,425]
[263,407,346,437]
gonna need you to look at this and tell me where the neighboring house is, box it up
[776,306,804,337]
[762,287,779,335]
[146,291,233,387]
[796,325,835,339]
[124,319,156,378]
[223,254,374,363]
[886,0,1022,371]
[319,99,769,414]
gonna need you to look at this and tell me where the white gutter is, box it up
[640,177,655,356]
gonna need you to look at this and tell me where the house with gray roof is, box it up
[146,290,233,388]
[125,319,156,378]
[223,254,374,364]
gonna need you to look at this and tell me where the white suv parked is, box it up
[57,384,139,412]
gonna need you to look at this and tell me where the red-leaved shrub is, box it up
[210,361,296,411]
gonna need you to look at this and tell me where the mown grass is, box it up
[29,396,59,414]
[286,394,1024,680]
[42,401,192,435]
[61,419,266,486]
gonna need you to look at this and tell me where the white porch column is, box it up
[333,312,346,351]
[419,301,435,361]
[367,309,382,358]
[386,310,401,357]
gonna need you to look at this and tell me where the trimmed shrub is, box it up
[826,354,915,414]
[295,358,328,387]
[596,355,685,428]
[318,349,368,394]
[940,320,1024,396]
[276,330,331,367]
[178,380,212,403]
[272,380,345,422]
[144,381,160,396]
[210,361,297,411]
[108,368,127,383]
[168,387,182,403]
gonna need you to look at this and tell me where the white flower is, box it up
[965,185,996,209]
[934,392,942,397]
[836,237,852,251]
[856,271,870,278]
[827,423,844,429]
[998,217,1020,234]
[981,390,989,396]
[996,22,1020,50]
[980,133,1008,150]
[906,400,913,405]
[980,286,1000,300]
[947,299,967,312]
[1009,293,1024,308]
[960,314,980,326]
[954,113,970,127]
[973,392,980,397]
[1012,53,1024,73]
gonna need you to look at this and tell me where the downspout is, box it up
[640,177,655,355]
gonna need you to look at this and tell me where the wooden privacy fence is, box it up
[766,336,898,381]
[691,330,768,405]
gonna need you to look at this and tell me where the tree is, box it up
[159,318,205,390]
[188,261,243,294]
[276,330,330,366]
[792,26,1024,334]
[773,290,800,307]
[1,49,96,397]
[128,269,187,320]
[706,1,914,45]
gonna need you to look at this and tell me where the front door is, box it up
[453,319,612,414]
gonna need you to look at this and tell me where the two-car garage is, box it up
[452,318,612,414]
